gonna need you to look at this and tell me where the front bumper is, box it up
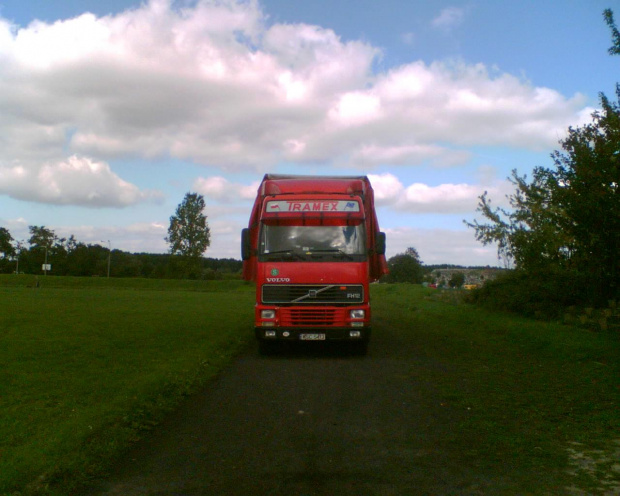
[255,326,371,342]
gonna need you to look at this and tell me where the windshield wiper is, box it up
[309,249,355,261]
[262,249,304,260]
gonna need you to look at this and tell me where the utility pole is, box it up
[15,241,23,274]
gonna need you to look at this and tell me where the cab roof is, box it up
[260,174,370,197]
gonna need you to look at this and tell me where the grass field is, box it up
[1,277,618,495]
[372,284,620,494]
[0,275,255,495]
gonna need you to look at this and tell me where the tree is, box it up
[166,192,211,259]
[466,10,620,304]
[605,9,620,55]
[0,227,15,273]
[449,272,466,288]
[467,88,620,302]
[385,247,424,283]
[0,227,14,259]
[28,226,56,250]
[404,246,422,261]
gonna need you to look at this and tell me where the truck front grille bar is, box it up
[262,284,364,304]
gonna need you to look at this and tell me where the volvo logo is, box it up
[293,285,334,303]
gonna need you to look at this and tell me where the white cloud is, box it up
[193,176,259,202]
[384,226,500,266]
[368,172,511,214]
[432,7,467,31]
[55,221,169,253]
[0,0,592,207]
[401,32,415,46]
[328,92,382,126]
[351,144,471,168]
[0,156,163,207]
[65,218,242,259]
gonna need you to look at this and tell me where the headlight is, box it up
[350,309,365,319]
[261,309,276,319]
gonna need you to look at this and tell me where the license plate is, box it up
[300,333,326,341]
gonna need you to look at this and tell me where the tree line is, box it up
[0,225,241,279]
[0,191,232,279]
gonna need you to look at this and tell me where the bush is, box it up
[385,254,424,283]
[465,269,589,319]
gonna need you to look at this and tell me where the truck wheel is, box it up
[258,339,280,356]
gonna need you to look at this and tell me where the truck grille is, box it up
[262,284,364,304]
[280,308,344,326]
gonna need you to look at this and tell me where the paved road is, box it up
[83,320,491,495]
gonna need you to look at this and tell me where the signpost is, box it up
[43,245,49,275]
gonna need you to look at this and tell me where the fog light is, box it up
[261,309,276,319]
[351,322,364,328]
[350,309,365,319]
[349,330,362,338]
[283,331,290,337]
[264,330,277,338]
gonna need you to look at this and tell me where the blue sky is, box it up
[0,0,616,265]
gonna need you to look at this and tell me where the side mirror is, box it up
[375,232,386,256]
[241,228,251,260]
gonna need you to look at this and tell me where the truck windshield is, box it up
[259,224,366,262]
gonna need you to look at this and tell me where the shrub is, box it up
[465,269,589,319]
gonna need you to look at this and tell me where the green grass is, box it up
[0,275,254,495]
[372,284,620,494]
[1,278,618,494]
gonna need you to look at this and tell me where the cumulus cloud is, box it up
[193,176,259,202]
[0,156,163,207]
[75,217,243,259]
[0,0,592,206]
[432,7,467,31]
[368,172,511,214]
[384,226,499,266]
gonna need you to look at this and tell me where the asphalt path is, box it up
[82,320,494,495]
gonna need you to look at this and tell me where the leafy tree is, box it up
[62,235,79,253]
[28,226,56,250]
[467,89,620,303]
[605,8,620,55]
[466,10,620,305]
[0,227,15,273]
[385,247,424,283]
[0,227,14,258]
[404,246,422,260]
[449,272,465,288]
[166,192,211,264]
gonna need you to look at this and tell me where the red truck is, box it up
[241,174,388,354]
